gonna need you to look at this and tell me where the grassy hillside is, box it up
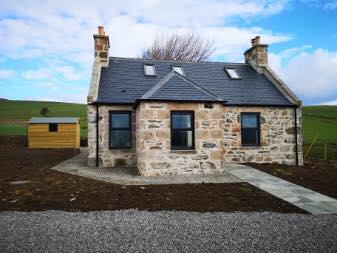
[0,100,87,137]
[0,100,336,160]
[302,106,337,160]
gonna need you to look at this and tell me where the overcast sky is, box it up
[0,0,337,105]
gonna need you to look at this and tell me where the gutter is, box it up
[294,107,299,166]
[96,104,99,167]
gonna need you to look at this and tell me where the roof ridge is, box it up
[141,71,176,99]
[109,56,246,65]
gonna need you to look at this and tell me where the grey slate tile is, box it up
[95,57,295,106]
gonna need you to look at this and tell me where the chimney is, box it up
[93,26,110,66]
[244,36,268,66]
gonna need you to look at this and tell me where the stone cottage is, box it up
[87,26,303,177]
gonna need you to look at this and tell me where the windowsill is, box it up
[241,145,260,148]
[109,147,133,150]
[171,149,196,154]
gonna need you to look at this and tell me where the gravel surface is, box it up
[51,149,241,185]
[1,211,336,252]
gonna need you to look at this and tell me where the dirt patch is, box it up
[0,136,304,213]
[248,160,337,199]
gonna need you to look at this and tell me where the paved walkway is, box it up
[51,148,240,185]
[226,164,337,215]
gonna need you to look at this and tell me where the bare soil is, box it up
[249,160,337,199]
[0,136,304,213]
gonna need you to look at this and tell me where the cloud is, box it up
[22,69,51,80]
[0,0,294,103]
[272,48,337,101]
[55,66,87,81]
[32,91,87,104]
[0,0,292,66]
[0,69,15,79]
[319,99,337,105]
[269,45,312,73]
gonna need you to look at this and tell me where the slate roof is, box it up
[29,117,78,124]
[141,71,223,102]
[95,57,295,106]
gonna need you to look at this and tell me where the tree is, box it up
[142,32,215,62]
[40,107,50,116]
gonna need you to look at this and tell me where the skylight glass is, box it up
[225,68,240,79]
[172,66,184,75]
[144,64,156,76]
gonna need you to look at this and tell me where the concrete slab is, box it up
[226,164,337,215]
[9,181,31,185]
[50,148,241,185]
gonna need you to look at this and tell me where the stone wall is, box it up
[88,102,303,175]
[222,106,303,165]
[136,101,303,176]
[136,102,225,176]
[87,105,137,167]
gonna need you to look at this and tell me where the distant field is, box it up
[0,100,87,137]
[0,100,336,160]
[302,106,337,161]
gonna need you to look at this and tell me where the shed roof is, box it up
[29,117,78,124]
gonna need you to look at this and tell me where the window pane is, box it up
[111,113,130,128]
[172,130,193,148]
[49,123,58,132]
[226,68,240,79]
[173,66,184,75]
[242,129,258,145]
[242,114,257,128]
[110,130,131,148]
[172,114,192,129]
[144,65,155,76]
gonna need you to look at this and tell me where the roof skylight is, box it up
[144,64,156,76]
[225,68,240,79]
[172,66,184,75]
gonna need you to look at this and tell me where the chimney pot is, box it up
[98,26,105,35]
[244,36,268,66]
[255,36,260,45]
[94,25,109,66]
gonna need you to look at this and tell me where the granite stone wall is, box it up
[87,105,137,168]
[88,102,303,175]
[136,102,303,176]
[136,102,225,176]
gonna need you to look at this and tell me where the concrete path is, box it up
[51,148,240,185]
[226,164,337,215]
[1,210,337,253]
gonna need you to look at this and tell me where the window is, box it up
[49,123,58,132]
[109,111,132,149]
[225,68,240,79]
[144,64,156,76]
[241,113,260,146]
[172,65,184,75]
[171,111,194,150]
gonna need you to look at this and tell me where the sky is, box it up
[0,0,337,105]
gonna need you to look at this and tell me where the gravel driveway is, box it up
[0,210,336,252]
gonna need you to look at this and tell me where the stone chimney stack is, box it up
[93,26,110,66]
[244,36,268,66]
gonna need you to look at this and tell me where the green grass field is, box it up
[0,100,336,160]
[302,106,337,161]
[0,100,87,137]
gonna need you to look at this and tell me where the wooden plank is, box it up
[28,122,80,148]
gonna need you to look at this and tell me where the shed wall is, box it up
[28,123,80,148]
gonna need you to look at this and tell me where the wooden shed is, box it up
[28,117,80,148]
